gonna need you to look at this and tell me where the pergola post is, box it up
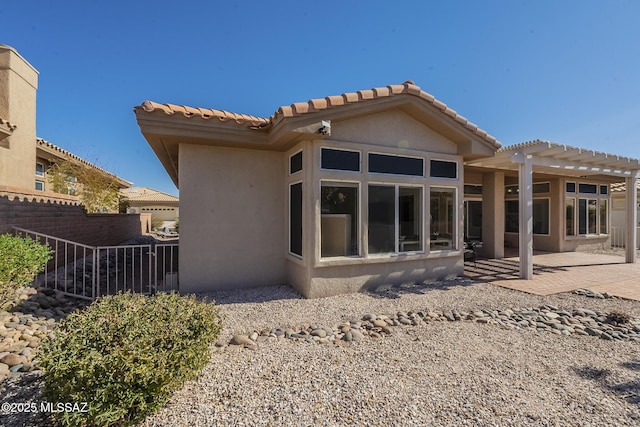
[518,154,534,279]
[625,173,638,263]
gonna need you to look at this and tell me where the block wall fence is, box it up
[0,190,149,246]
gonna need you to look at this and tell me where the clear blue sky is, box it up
[2,1,639,196]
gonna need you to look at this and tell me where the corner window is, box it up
[321,148,360,172]
[289,151,303,175]
[35,162,45,177]
[430,160,457,179]
[368,153,424,177]
[320,182,359,257]
[289,182,302,257]
[430,187,456,250]
[368,185,422,254]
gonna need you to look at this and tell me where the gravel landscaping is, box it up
[2,279,639,426]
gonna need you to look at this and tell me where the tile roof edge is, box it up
[137,81,502,149]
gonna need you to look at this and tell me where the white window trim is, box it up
[367,182,425,256]
[367,151,425,178]
[35,180,45,191]
[319,147,362,173]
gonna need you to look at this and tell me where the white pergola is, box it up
[466,140,640,279]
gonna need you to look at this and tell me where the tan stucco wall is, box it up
[307,256,463,298]
[0,45,38,191]
[178,144,286,292]
[330,110,458,154]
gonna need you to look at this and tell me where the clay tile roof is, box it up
[137,81,501,148]
[139,100,269,127]
[120,187,179,203]
[36,138,132,188]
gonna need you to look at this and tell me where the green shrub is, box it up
[0,234,52,309]
[39,292,223,427]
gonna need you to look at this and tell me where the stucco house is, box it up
[135,81,639,298]
[120,186,179,230]
[1,44,130,206]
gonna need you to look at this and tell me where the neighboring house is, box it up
[610,181,640,249]
[0,44,130,209]
[120,187,179,228]
[135,80,639,298]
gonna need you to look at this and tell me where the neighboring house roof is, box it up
[36,138,132,188]
[121,187,179,203]
[610,181,640,193]
[139,80,501,149]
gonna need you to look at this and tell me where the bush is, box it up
[39,292,223,427]
[0,234,52,309]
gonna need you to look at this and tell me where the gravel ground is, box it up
[140,280,640,427]
[2,279,638,426]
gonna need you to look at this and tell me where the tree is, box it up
[47,159,122,213]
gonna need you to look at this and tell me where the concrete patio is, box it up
[464,251,640,301]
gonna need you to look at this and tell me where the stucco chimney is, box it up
[0,44,39,190]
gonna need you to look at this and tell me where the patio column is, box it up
[625,173,638,263]
[515,153,533,279]
[482,171,504,258]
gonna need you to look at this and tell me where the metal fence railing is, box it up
[12,227,178,300]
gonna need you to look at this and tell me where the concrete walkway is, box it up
[464,251,640,301]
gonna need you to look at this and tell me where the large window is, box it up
[505,199,550,235]
[430,188,456,250]
[320,182,359,257]
[368,185,422,254]
[289,182,302,257]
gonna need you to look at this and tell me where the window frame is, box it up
[289,150,303,175]
[367,152,425,177]
[288,181,303,258]
[35,180,44,191]
[35,162,45,177]
[367,182,424,256]
[320,147,361,173]
[429,186,458,251]
[504,197,551,236]
[319,180,361,259]
[429,159,459,180]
